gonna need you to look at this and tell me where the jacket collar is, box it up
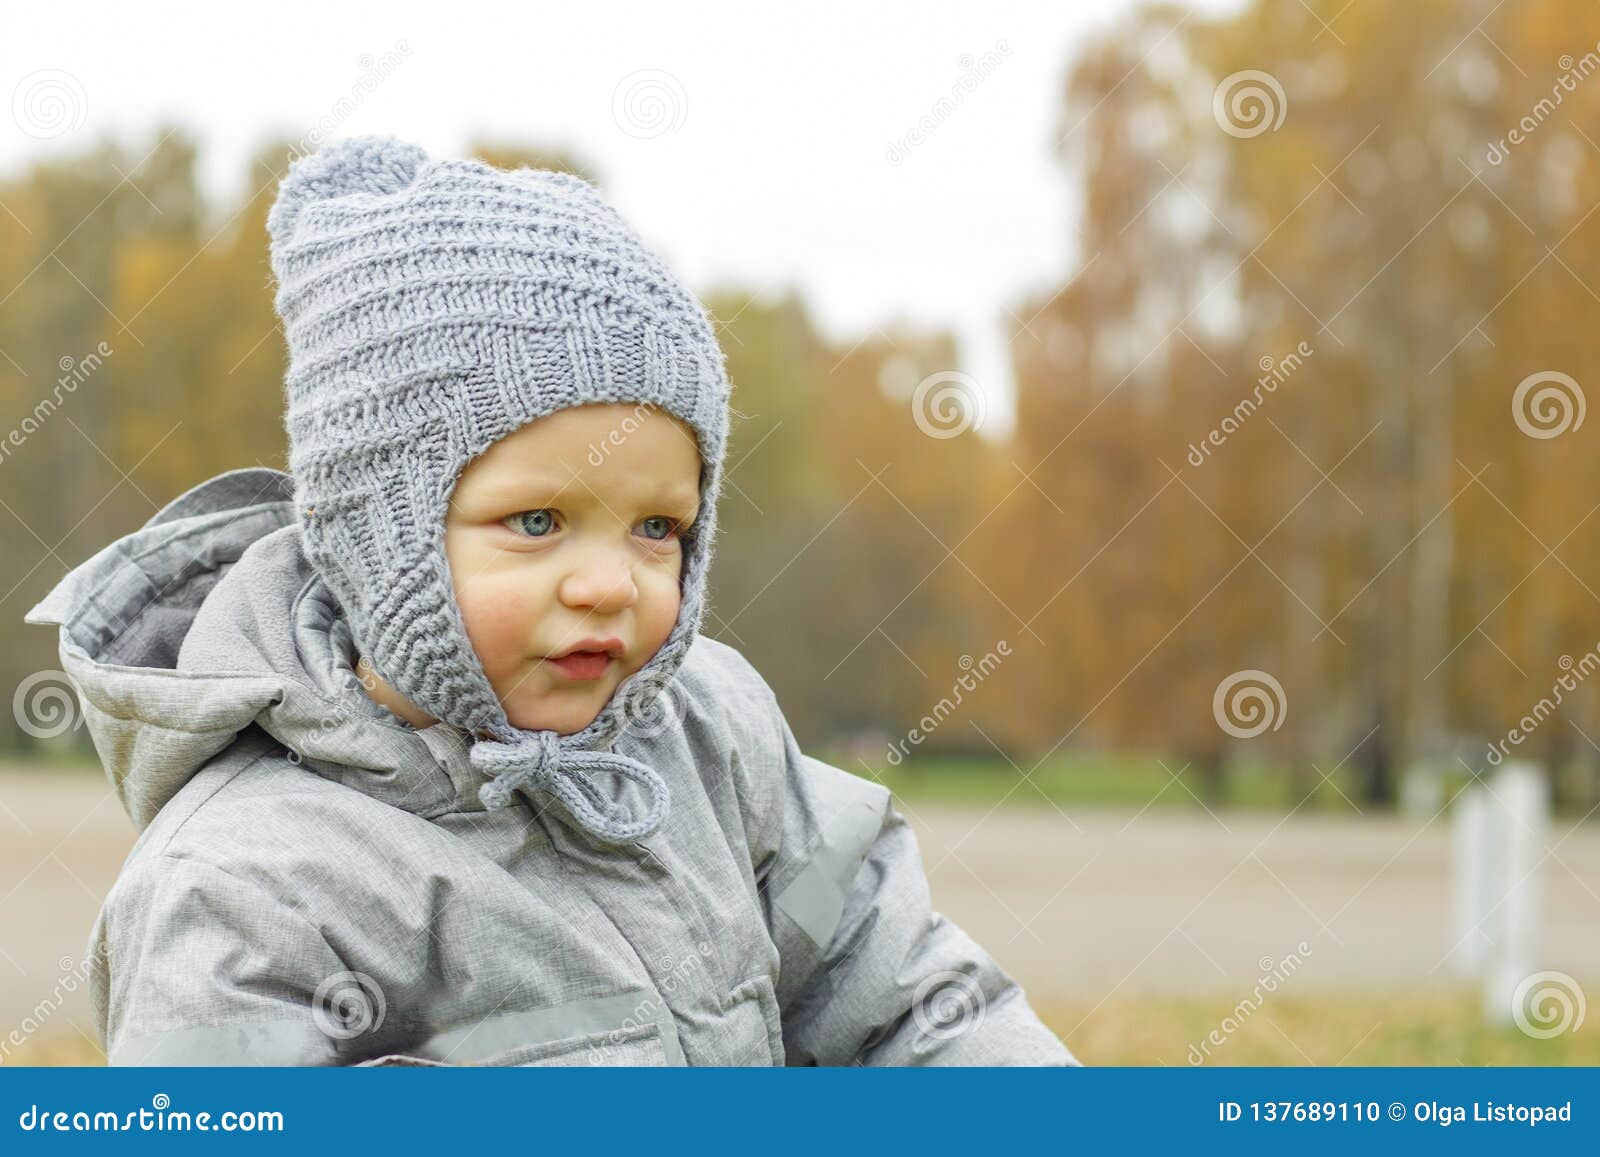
[25,467,493,828]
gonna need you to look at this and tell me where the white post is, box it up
[1482,762,1548,1025]
[1450,786,1493,976]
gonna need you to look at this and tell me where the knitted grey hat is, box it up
[265,135,730,844]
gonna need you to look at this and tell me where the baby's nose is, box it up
[558,558,638,610]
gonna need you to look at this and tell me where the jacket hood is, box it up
[24,467,501,830]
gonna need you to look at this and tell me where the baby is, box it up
[25,136,1074,1066]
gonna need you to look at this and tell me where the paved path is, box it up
[907,798,1600,1002]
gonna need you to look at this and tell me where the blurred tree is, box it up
[994,0,1600,809]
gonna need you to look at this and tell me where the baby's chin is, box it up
[500,682,618,736]
[494,649,669,735]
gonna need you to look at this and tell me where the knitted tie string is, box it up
[471,731,669,844]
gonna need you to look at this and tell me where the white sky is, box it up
[1,0,1233,438]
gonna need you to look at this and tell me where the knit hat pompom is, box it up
[266,135,428,250]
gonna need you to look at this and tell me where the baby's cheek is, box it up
[639,568,682,651]
[457,576,540,669]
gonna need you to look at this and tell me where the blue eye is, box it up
[638,516,678,541]
[506,509,556,537]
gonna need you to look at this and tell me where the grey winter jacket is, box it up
[25,467,1075,1067]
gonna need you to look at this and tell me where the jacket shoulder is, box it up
[123,727,441,889]
[679,633,769,697]
[675,636,780,729]
[676,635,788,757]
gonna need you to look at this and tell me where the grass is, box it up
[1043,987,1600,1066]
[4,986,1593,1066]
[831,750,1378,813]
[827,750,1600,818]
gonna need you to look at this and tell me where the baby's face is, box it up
[443,402,703,736]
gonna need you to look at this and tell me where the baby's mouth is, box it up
[542,650,615,681]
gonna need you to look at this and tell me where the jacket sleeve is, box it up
[92,852,354,1066]
[742,664,1078,1067]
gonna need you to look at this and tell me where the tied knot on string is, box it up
[471,730,670,844]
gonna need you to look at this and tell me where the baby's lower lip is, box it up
[545,651,614,681]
